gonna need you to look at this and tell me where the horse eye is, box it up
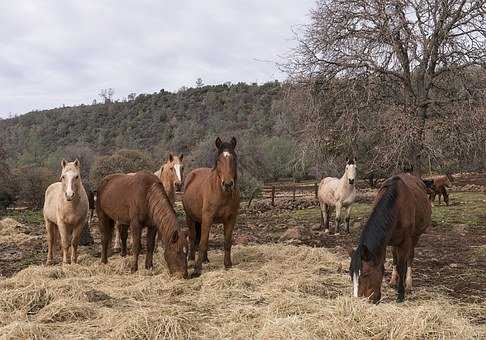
[75,175,79,179]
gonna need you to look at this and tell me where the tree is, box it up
[13,166,54,209]
[288,0,486,173]
[196,78,204,88]
[99,88,115,103]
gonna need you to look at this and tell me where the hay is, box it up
[0,218,40,246]
[0,244,483,339]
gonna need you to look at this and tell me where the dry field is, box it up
[1,178,485,339]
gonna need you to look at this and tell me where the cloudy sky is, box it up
[0,0,315,118]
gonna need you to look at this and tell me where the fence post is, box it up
[271,186,275,206]
[314,182,318,198]
[292,181,296,202]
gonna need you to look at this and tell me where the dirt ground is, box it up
[1,173,485,326]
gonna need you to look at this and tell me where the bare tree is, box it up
[99,88,115,104]
[288,0,486,173]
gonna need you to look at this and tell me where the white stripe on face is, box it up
[64,170,76,199]
[223,151,230,157]
[353,271,360,297]
[174,164,182,182]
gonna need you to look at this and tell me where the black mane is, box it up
[350,176,400,277]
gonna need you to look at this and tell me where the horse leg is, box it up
[396,239,411,302]
[344,206,352,234]
[130,219,142,273]
[320,202,329,233]
[145,225,156,270]
[335,202,343,235]
[442,187,449,206]
[223,217,237,269]
[45,220,56,265]
[70,221,85,264]
[58,223,72,265]
[113,222,122,252]
[98,211,114,264]
[192,214,213,278]
[186,216,196,264]
[120,224,129,257]
[438,190,442,205]
[390,246,398,287]
[406,238,419,292]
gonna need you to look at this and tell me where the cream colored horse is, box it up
[154,153,184,206]
[318,158,357,234]
[43,159,88,264]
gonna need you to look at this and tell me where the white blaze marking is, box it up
[353,271,360,297]
[223,151,230,157]
[174,164,182,182]
[64,170,76,198]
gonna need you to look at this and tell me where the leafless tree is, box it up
[287,0,486,173]
[99,88,115,104]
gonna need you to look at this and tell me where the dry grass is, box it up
[0,218,40,246]
[0,244,484,340]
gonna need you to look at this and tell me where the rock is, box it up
[233,234,257,245]
[280,227,302,241]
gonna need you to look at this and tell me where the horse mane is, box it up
[350,176,400,277]
[146,182,179,245]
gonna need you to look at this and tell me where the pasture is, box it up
[1,181,485,338]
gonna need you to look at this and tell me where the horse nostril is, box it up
[349,179,355,185]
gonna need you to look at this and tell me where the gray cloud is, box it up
[0,0,313,117]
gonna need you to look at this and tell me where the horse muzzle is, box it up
[348,179,355,185]
[222,180,235,192]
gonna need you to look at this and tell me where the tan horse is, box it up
[349,173,431,303]
[154,153,184,206]
[96,171,188,278]
[318,158,357,234]
[424,174,453,206]
[43,159,88,265]
[183,137,240,277]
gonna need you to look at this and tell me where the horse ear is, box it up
[230,136,237,148]
[215,137,222,149]
[353,157,357,163]
[61,159,67,168]
[168,153,173,162]
[74,159,80,168]
[171,230,179,244]
[346,157,349,163]
[179,154,183,161]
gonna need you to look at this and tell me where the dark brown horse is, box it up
[96,171,188,278]
[183,137,240,277]
[349,173,431,303]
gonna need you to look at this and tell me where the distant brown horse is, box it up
[424,174,453,206]
[154,153,184,206]
[349,173,431,303]
[183,137,240,277]
[96,171,188,278]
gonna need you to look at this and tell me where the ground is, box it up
[0,174,485,338]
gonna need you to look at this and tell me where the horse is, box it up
[349,173,432,303]
[317,158,357,234]
[96,171,188,278]
[154,153,184,206]
[424,174,453,206]
[182,137,240,277]
[43,159,89,265]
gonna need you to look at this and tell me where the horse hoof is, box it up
[130,267,138,273]
[190,271,201,278]
[324,229,329,234]
[202,258,210,264]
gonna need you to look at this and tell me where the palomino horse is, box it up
[318,158,357,234]
[183,137,240,277]
[349,173,431,303]
[154,153,184,206]
[96,171,188,278]
[43,159,89,265]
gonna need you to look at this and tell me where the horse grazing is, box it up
[318,158,357,234]
[349,173,431,303]
[183,137,240,277]
[154,153,184,206]
[424,174,453,206]
[43,159,89,265]
[96,171,188,278]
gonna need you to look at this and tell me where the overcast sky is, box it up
[0,0,315,118]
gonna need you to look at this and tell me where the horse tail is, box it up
[194,221,201,247]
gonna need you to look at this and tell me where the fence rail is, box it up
[262,182,319,206]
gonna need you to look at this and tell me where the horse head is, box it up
[167,153,184,191]
[345,157,357,185]
[214,137,238,192]
[60,159,82,201]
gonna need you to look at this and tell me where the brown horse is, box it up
[424,174,453,206]
[349,173,431,303]
[183,137,240,277]
[96,171,188,278]
[154,153,184,206]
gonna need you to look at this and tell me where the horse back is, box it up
[318,177,340,204]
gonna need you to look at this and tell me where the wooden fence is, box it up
[262,181,319,206]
